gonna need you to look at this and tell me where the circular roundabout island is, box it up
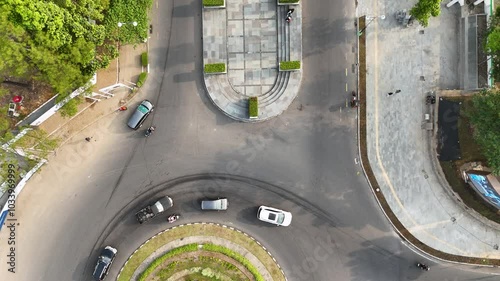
[117,223,286,281]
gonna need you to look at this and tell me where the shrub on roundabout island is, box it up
[203,0,225,7]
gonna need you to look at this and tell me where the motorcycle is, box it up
[416,263,430,271]
[145,126,156,137]
[167,214,180,223]
[118,106,128,111]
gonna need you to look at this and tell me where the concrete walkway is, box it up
[202,0,302,122]
[359,0,500,259]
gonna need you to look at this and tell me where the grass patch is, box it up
[141,52,148,67]
[357,15,500,266]
[137,72,148,87]
[279,61,301,70]
[117,224,285,281]
[155,254,246,280]
[138,244,199,281]
[203,0,225,7]
[138,244,263,281]
[204,63,226,73]
[249,97,258,118]
[279,0,300,3]
[203,244,264,281]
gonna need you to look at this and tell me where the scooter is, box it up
[145,126,156,137]
[416,263,430,271]
[118,106,128,111]
[167,214,180,223]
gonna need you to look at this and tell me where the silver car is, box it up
[127,100,154,129]
[201,198,228,211]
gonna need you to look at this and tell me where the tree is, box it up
[409,0,441,28]
[467,90,500,175]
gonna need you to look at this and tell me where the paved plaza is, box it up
[202,0,302,121]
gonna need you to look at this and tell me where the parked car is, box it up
[257,205,292,226]
[92,246,117,281]
[201,197,228,211]
[136,196,173,224]
[127,100,154,129]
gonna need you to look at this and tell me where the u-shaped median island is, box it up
[202,0,302,122]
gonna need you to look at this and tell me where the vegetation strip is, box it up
[203,0,225,6]
[204,63,226,73]
[279,61,301,70]
[138,244,263,281]
[117,224,285,281]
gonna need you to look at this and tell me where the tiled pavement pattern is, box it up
[359,0,500,259]
[203,0,302,122]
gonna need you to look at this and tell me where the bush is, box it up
[204,63,226,73]
[137,72,148,87]
[279,61,301,70]
[249,97,258,118]
[203,0,225,6]
[409,0,441,27]
[279,0,300,3]
[141,52,148,67]
[60,97,82,118]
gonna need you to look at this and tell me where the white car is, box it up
[257,206,292,226]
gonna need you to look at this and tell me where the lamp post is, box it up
[358,15,385,37]
[118,21,138,28]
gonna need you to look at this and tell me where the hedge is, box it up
[249,97,258,118]
[203,0,225,6]
[204,63,226,73]
[141,52,148,67]
[278,0,300,3]
[279,61,301,70]
[137,72,148,87]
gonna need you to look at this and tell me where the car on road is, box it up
[201,197,228,211]
[136,196,173,224]
[127,100,154,129]
[92,246,117,281]
[257,206,292,226]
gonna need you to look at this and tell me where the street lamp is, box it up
[358,15,385,36]
[118,21,137,27]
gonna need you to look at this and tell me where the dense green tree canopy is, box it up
[0,0,150,96]
[467,90,500,175]
[409,0,441,27]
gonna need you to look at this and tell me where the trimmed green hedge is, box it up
[137,244,199,281]
[202,244,264,281]
[279,0,300,3]
[141,52,148,67]
[203,0,225,6]
[137,72,148,87]
[249,97,258,118]
[204,63,226,73]
[279,61,301,70]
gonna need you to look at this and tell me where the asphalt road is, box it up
[1,1,500,281]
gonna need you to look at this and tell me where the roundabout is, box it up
[118,223,286,281]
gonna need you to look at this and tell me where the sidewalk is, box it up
[38,44,147,140]
[359,0,500,261]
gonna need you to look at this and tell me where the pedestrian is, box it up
[85,137,92,142]
[388,92,394,96]
[395,89,401,93]
[286,16,292,23]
